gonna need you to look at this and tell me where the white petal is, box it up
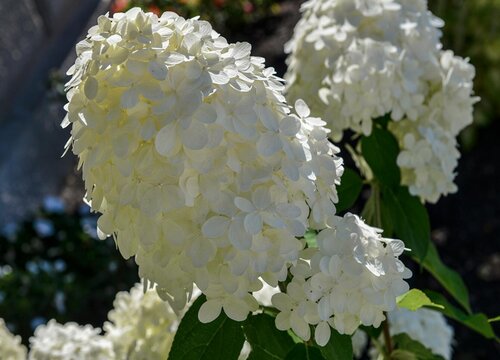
[148,60,167,80]
[224,299,249,321]
[257,132,282,156]
[84,77,98,100]
[155,123,177,156]
[280,115,301,136]
[182,121,208,150]
[295,99,310,118]
[275,311,291,331]
[202,216,230,238]
[234,197,255,212]
[198,300,222,323]
[315,321,331,347]
[244,212,263,235]
[290,312,310,341]
[121,88,138,109]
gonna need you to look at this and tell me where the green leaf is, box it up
[169,295,245,360]
[392,333,445,360]
[359,325,383,340]
[304,230,317,248]
[242,314,295,360]
[424,291,496,339]
[335,168,363,213]
[285,344,324,360]
[382,186,430,262]
[489,316,500,323]
[418,243,471,313]
[396,289,444,311]
[361,126,400,188]
[319,328,353,360]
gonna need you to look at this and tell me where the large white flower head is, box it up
[271,213,411,346]
[285,0,478,203]
[0,319,27,360]
[64,8,343,323]
[371,308,454,360]
[28,320,114,360]
[104,282,179,359]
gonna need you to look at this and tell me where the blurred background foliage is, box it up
[429,0,500,149]
[0,198,138,344]
[1,0,499,353]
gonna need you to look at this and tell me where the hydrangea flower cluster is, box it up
[64,8,343,323]
[104,283,179,359]
[285,0,478,203]
[370,308,454,360]
[0,319,27,360]
[271,213,411,346]
[28,320,114,360]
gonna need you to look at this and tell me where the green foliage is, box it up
[424,291,497,340]
[396,289,444,311]
[418,243,471,313]
[319,328,353,360]
[361,126,401,188]
[391,334,445,360]
[284,344,324,360]
[169,295,245,360]
[335,168,363,213]
[382,185,430,262]
[242,314,295,359]
[0,203,138,344]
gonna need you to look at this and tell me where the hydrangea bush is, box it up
[285,0,478,203]
[53,4,497,360]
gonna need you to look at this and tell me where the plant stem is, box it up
[382,313,393,357]
[371,185,392,357]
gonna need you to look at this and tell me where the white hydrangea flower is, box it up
[29,320,114,360]
[389,119,459,203]
[272,213,411,346]
[0,319,27,360]
[104,282,179,360]
[370,308,454,360]
[285,0,478,202]
[64,8,343,323]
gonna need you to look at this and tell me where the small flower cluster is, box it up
[0,319,27,360]
[64,8,343,323]
[29,320,114,360]
[271,213,411,346]
[104,282,179,359]
[370,308,454,360]
[285,0,478,203]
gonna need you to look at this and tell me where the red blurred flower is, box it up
[111,0,129,14]
[148,4,161,15]
[213,0,225,8]
[243,1,254,14]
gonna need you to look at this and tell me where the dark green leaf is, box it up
[424,291,496,339]
[392,333,445,360]
[285,344,325,360]
[335,168,363,213]
[418,243,471,313]
[396,289,444,311]
[382,186,430,262]
[361,126,400,188]
[319,328,353,360]
[359,325,383,340]
[243,313,295,360]
[169,295,245,360]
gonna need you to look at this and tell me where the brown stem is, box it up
[382,313,393,356]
